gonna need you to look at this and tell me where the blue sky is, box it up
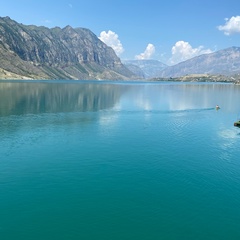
[1,0,240,65]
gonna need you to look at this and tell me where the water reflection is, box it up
[0,81,126,117]
[0,81,240,117]
[118,83,240,114]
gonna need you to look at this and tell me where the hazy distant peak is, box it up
[123,59,168,79]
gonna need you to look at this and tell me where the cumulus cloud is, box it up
[99,30,124,56]
[135,44,155,60]
[218,16,240,35]
[169,41,212,65]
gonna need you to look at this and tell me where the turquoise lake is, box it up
[0,80,240,240]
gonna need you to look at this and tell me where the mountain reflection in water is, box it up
[0,81,240,117]
[0,81,126,116]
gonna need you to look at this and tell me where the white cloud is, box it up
[218,16,240,35]
[169,41,212,65]
[99,30,124,56]
[135,44,155,60]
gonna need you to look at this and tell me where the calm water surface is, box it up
[0,80,240,240]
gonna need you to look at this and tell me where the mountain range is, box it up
[0,16,135,80]
[123,47,240,81]
[1,16,240,81]
[159,47,240,78]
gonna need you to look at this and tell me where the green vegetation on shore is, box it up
[151,73,240,84]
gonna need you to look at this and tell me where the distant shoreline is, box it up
[149,73,240,84]
[0,79,239,86]
[0,72,240,84]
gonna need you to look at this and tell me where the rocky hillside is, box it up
[160,47,240,78]
[123,59,167,78]
[0,16,135,80]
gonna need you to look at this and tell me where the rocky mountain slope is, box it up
[159,47,240,78]
[123,59,167,78]
[0,16,135,80]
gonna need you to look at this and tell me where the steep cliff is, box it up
[0,16,135,80]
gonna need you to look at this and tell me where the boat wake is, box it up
[168,107,215,114]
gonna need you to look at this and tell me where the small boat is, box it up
[215,105,220,110]
[234,120,240,127]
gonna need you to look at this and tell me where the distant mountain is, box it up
[0,16,136,80]
[122,63,145,79]
[123,60,168,79]
[160,47,240,78]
